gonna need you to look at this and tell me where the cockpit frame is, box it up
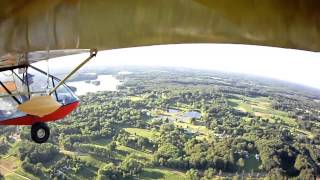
[0,65,79,125]
[0,65,77,103]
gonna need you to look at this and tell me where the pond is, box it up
[184,111,201,119]
[168,109,180,113]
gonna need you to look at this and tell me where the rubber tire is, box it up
[31,123,50,144]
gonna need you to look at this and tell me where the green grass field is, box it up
[128,96,144,102]
[141,168,186,180]
[174,122,210,136]
[91,138,112,146]
[124,128,160,141]
[228,97,297,126]
[80,155,106,168]
[116,144,153,161]
[4,167,39,180]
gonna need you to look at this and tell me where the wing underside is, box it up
[0,49,89,71]
[0,0,319,70]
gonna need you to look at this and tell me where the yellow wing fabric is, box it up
[0,0,320,68]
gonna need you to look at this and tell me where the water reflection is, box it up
[67,75,121,96]
[185,111,201,119]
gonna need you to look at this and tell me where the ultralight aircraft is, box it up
[0,0,319,143]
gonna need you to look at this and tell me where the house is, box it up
[255,154,260,160]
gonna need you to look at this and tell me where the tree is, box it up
[294,154,309,171]
[237,158,245,170]
[266,168,285,180]
[21,160,42,176]
[18,143,59,164]
[108,141,117,151]
[186,168,200,180]
[298,168,315,180]
[120,157,143,177]
[190,118,196,125]
[153,143,180,167]
[98,163,120,180]
[137,137,148,149]
[203,168,215,179]
[0,143,9,155]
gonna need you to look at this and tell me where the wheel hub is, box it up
[37,128,46,139]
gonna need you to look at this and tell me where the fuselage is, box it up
[0,65,79,125]
[0,101,79,125]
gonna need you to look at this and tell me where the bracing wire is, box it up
[46,52,51,93]
[45,10,51,94]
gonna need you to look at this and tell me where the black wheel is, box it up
[31,123,50,144]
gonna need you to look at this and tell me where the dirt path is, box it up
[0,165,31,180]
[0,158,31,180]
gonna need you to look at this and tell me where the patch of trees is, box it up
[18,142,59,164]
[158,123,189,149]
[21,161,43,177]
[115,130,154,151]
[71,95,150,129]
[153,125,260,173]
[49,156,86,178]
[0,142,9,155]
[73,143,112,160]
[0,126,16,136]
[153,123,319,179]
[203,103,247,137]
[153,143,187,169]
[272,96,320,122]
[256,139,319,178]
[98,156,143,179]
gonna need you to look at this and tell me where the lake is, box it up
[67,75,121,96]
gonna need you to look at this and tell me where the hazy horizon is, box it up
[36,44,320,89]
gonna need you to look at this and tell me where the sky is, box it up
[43,44,320,89]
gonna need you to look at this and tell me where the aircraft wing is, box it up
[0,0,319,71]
[0,49,89,71]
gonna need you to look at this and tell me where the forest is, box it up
[0,67,320,180]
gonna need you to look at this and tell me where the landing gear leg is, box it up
[31,122,50,143]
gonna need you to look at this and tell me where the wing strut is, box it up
[49,48,98,95]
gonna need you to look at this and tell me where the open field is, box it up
[0,156,19,176]
[141,168,186,180]
[174,122,210,136]
[116,145,153,161]
[228,97,297,126]
[128,96,144,102]
[124,128,160,141]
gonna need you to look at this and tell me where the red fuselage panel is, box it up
[0,101,79,125]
